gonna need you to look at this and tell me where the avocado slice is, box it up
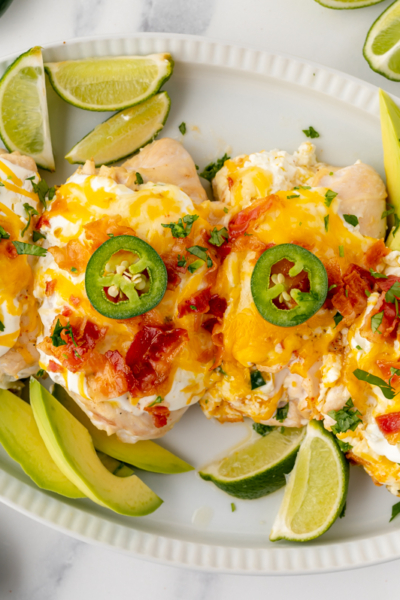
[52,384,193,474]
[0,388,84,498]
[379,89,400,249]
[30,379,162,517]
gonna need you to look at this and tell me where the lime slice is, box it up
[199,427,306,500]
[0,46,54,170]
[315,0,384,8]
[364,1,400,81]
[65,91,170,166]
[45,53,173,111]
[270,420,349,542]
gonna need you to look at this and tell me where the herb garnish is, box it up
[177,254,186,268]
[27,177,55,209]
[162,214,199,238]
[324,214,329,232]
[371,311,383,334]
[187,246,213,268]
[386,281,400,303]
[287,194,300,199]
[253,423,274,436]
[327,398,362,434]
[22,203,38,237]
[148,396,163,408]
[178,122,186,135]
[333,312,343,328]
[369,268,388,279]
[199,153,230,182]
[276,403,289,422]
[0,321,4,332]
[353,369,397,400]
[0,226,9,239]
[390,501,400,522]
[187,259,203,273]
[250,370,265,390]
[231,502,236,512]
[343,214,359,227]
[382,203,396,219]
[302,126,320,138]
[208,227,228,247]
[12,242,47,257]
[36,369,45,378]
[339,245,344,257]
[325,189,338,207]
[337,439,353,453]
[33,230,46,242]
[135,172,143,185]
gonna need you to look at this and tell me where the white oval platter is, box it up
[0,32,398,575]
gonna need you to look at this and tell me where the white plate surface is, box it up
[0,33,398,575]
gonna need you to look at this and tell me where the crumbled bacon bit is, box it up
[84,216,136,251]
[48,241,91,275]
[48,360,62,373]
[178,288,211,318]
[45,279,57,297]
[62,306,73,317]
[144,404,170,428]
[228,195,276,241]
[364,239,389,270]
[208,294,227,319]
[332,264,374,326]
[69,295,81,307]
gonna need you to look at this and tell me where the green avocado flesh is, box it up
[30,379,162,516]
[0,388,83,498]
[379,89,400,249]
[52,384,193,474]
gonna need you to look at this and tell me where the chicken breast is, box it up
[122,137,208,204]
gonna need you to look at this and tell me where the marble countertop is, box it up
[1,0,400,597]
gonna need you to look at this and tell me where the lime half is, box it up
[270,420,349,542]
[315,0,384,8]
[0,46,55,170]
[65,91,170,166]
[45,53,173,111]
[199,427,306,500]
[364,0,400,81]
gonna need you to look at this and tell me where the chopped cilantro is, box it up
[329,172,334,176]
[287,194,300,199]
[333,312,343,328]
[135,172,144,185]
[177,254,186,268]
[0,226,9,239]
[0,320,4,332]
[369,268,387,279]
[339,502,346,518]
[148,396,163,408]
[390,501,400,522]
[33,230,46,242]
[70,267,78,273]
[343,214,359,227]
[223,207,229,214]
[365,289,371,297]
[327,398,362,434]
[389,367,400,385]
[345,288,349,298]
[178,122,186,135]
[337,439,353,453]
[252,423,274,436]
[187,245,213,268]
[36,369,45,378]
[22,203,39,236]
[29,178,55,209]
[325,189,337,207]
[302,126,320,138]
[250,370,265,390]
[12,242,47,257]
[107,233,114,238]
[386,281,400,303]
[187,259,203,273]
[231,502,236,512]
[51,319,68,348]
[339,245,344,257]
[276,403,289,423]
[353,369,396,399]
[382,203,396,219]
[0,181,4,186]
[300,185,311,190]
[216,365,228,377]
[324,214,329,232]
[355,345,362,351]
[371,311,383,334]
[328,284,337,292]
[195,164,199,170]
[243,232,252,236]
[162,214,199,238]
[199,153,230,182]
[208,227,228,247]
[189,305,197,311]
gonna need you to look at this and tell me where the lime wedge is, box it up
[379,89,400,249]
[270,420,349,542]
[315,0,384,8]
[65,91,170,166]
[45,54,173,111]
[199,427,306,499]
[364,1,400,81]
[0,46,54,170]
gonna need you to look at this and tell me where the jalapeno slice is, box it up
[251,243,328,327]
[85,235,167,319]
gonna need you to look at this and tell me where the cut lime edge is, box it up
[0,46,55,171]
[363,1,400,81]
[199,427,306,483]
[65,91,171,166]
[315,0,385,8]
[44,54,174,112]
[270,420,349,542]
